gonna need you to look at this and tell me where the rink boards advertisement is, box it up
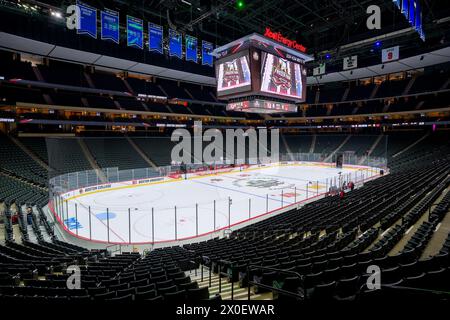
[59,161,382,201]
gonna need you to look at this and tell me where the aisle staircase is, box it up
[125,136,158,169]
[77,138,107,183]
[309,134,317,154]
[281,135,294,161]
[392,132,430,158]
[9,136,50,171]
[186,266,273,300]
[421,189,450,258]
[358,134,384,165]
[324,135,351,162]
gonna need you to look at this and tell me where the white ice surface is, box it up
[63,164,374,243]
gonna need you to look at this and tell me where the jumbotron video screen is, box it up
[216,52,251,97]
[260,52,305,100]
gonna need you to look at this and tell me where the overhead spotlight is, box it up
[51,10,62,19]
[236,0,246,10]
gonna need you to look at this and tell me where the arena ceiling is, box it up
[11,0,450,65]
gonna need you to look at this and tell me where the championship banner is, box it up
[149,23,163,54]
[394,0,424,41]
[101,8,119,43]
[401,0,409,18]
[202,41,214,66]
[343,56,358,70]
[382,46,400,63]
[76,1,97,39]
[408,0,416,26]
[169,29,182,59]
[186,35,198,63]
[127,16,143,49]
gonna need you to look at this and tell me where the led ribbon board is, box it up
[101,9,119,43]
[77,1,97,38]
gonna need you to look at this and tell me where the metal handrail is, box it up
[381,284,450,296]
[218,259,233,299]
[200,255,212,287]
[199,256,236,300]
[246,264,305,300]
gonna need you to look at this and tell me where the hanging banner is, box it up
[202,41,214,66]
[76,1,97,38]
[343,56,358,70]
[149,23,163,54]
[186,35,198,63]
[409,0,416,26]
[382,46,400,63]
[313,63,326,76]
[101,9,119,43]
[401,0,409,18]
[127,16,143,49]
[169,29,182,59]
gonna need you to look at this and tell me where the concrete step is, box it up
[187,267,272,300]
[389,187,448,256]
[421,190,450,258]
[0,222,5,245]
[13,224,23,244]
[27,225,38,243]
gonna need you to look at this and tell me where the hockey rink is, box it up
[52,163,380,244]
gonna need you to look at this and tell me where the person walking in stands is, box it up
[339,189,345,200]
[26,206,33,225]
[349,181,355,191]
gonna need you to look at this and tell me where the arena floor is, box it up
[52,163,380,244]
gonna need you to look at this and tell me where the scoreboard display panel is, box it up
[213,32,313,112]
[260,52,305,100]
[216,51,251,97]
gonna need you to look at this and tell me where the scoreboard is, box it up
[213,32,313,114]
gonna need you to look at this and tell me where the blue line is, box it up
[192,179,294,204]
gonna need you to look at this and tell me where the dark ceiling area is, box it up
[9,0,450,66]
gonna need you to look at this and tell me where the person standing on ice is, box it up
[181,161,187,180]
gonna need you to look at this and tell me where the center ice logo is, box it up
[171,121,279,165]
[245,178,284,189]
[232,176,294,190]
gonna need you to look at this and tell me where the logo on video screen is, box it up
[223,60,240,84]
[271,59,291,89]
